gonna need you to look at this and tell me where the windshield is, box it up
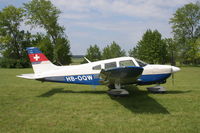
[135,58,148,67]
[119,60,135,67]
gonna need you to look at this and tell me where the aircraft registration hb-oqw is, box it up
[17,47,180,95]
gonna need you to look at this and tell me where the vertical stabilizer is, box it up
[26,47,58,74]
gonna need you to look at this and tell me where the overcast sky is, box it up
[0,0,197,55]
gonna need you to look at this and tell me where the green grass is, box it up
[71,57,84,65]
[0,67,200,133]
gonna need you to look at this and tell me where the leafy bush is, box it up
[0,58,30,68]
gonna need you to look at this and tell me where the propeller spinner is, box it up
[171,66,180,85]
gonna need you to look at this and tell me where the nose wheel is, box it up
[107,83,129,96]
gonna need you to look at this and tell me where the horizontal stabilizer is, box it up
[17,74,45,80]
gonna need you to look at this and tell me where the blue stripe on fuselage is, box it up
[43,73,171,86]
[65,74,101,85]
[138,73,171,85]
[44,74,101,85]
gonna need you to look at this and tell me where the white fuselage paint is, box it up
[34,57,175,78]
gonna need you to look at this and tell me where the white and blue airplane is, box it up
[17,47,180,95]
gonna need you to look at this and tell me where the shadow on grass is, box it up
[109,86,190,114]
[108,85,170,114]
[38,86,190,114]
[38,88,106,97]
[165,90,191,94]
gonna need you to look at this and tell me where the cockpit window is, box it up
[92,65,101,70]
[105,62,117,69]
[135,58,148,67]
[119,60,135,67]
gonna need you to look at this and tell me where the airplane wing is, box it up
[99,66,143,85]
[17,74,45,80]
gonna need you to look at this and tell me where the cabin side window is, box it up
[92,65,101,70]
[105,62,117,69]
[119,60,135,67]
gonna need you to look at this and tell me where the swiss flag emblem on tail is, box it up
[26,47,49,63]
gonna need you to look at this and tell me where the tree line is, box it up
[0,0,71,68]
[84,41,125,63]
[86,2,200,65]
[0,1,199,68]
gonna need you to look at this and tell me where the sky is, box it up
[0,0,197,55]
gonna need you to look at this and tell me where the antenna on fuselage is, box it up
[84,57,91,63]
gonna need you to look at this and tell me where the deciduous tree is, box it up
[85,44,101,61]
[24,0,71,65]
[102,41,126,59]
[170,2,200,64]
[0,6,31,68]
[129,29,167,64]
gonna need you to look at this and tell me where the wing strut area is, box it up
[100,66,143,85]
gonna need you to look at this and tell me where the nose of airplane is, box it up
[171,66,181,73]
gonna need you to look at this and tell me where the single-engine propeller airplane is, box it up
[17,47,180,96]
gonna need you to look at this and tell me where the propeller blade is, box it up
[172,73,174,86]
[171,66,174,86]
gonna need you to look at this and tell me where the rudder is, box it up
[26,47,58,74]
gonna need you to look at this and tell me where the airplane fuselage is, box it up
[35,57,179,86]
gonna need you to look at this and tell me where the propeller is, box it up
[171,66,181,86]
[171,66,174,86]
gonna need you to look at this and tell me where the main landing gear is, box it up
[107,83,166,96]
[107,83,129,96]
[147,84,166,93]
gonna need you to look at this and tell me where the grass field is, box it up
[0,67,200,133]
[71,57,84,65]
